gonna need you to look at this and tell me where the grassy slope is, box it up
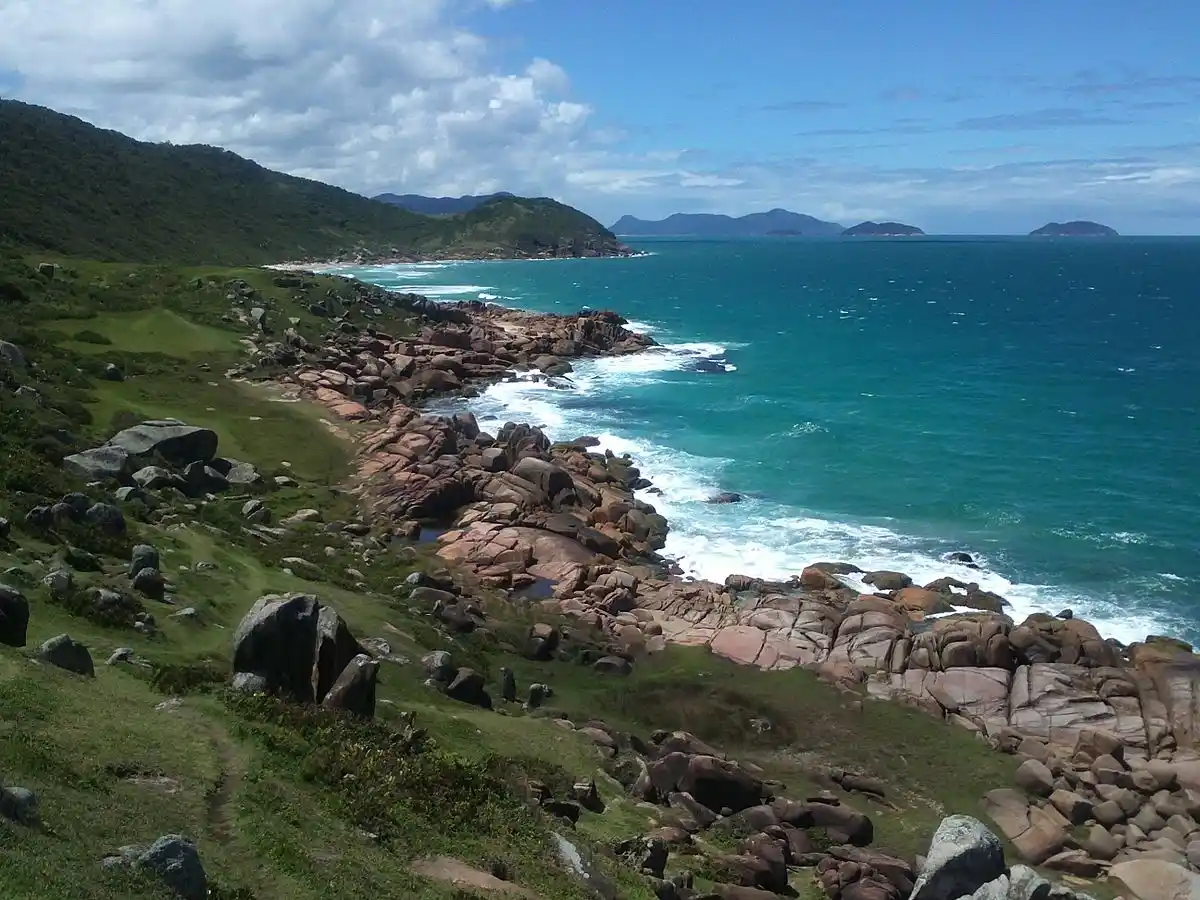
[0,254,1044,900]
[0,100,620,266]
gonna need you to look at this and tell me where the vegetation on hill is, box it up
[374,191,516,216]
[0,252,1027,899]
[611,209,844,237]
[0,101,623,265]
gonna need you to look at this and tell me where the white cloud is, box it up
[0,0,603,201]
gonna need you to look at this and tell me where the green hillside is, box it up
[0,100,623,266]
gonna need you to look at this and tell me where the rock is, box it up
[242,499,270,523]
[136,835,208,900]
[85,502,126,535]
[133,466,185,491]
[63,446,132,482]
[708,492,743,504]
[1015,759,1056,797]
[1049,789,1093,825]
[107,420,219,465]
[103,363,125,382]
[0,339,26,370]
[863,571,913,591]
[38,634,95,676]
[0,517,9,540]
[182,462,229,496]
[63,544,101,571]
[0,583,30,646]
[615,837,669,878]
[1110,859,1200,900]
[593,655,633,676]
[232,593,361,704]
[421,650,455,684]
[445,667,490,708]
[129,544,160,579]
[981,789,1067,864]
[170,607,200,622]
[107,647,135,666]
[321,654,379,718]
[132,568,167,600]
[0,786,39,826]
[500,667,517,702]
[910,815,1005,900]
[1080,823,1120,861]
[281,508,323,528]
[527,683,551,709]
[224,460,262,486]
[231,672,268,694]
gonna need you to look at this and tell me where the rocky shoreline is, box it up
[256,272,1200,881]
[267,242,638,272]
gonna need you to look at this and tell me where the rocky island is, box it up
[1030,221,1120,237]
[842,221,925,237]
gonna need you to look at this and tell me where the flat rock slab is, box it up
[411,857,542,898]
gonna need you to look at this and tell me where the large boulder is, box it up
[0,340,26,370]
[129,544,160,579]
[0,584,30,647]
[123,835,208,900]
[321,654,379,718]
[510,457,578,506]
[107,420,219,466]
[63,446,132,482]
[678,755,764,814]
[231,594,362,705]
[910,815,1006,900]
[86,502,127,535]
[1110,859,1200,900]
[38,634,95,677]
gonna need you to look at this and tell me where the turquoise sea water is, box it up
[337,237,1200,645]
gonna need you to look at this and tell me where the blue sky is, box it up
[2,0,1198,232]
[467,0,1200,232]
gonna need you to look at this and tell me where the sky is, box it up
[1,0,1198,233]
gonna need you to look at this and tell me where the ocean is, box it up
[334,236,1200,646]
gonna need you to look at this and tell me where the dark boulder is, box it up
[313,606,366,703]
[85,502,127,535]
[107,420,219,466]
[129,544,160,579]
[38,634,95,676]
[0,584,30,647]
[321,654,379,718]
[445,667,491,708]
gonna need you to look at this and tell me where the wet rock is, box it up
[0,584,30,647]
[708,492,743,504]
[38,634,95,677]
[863,571,913,591]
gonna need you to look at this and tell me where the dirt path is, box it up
[205,724,244,845]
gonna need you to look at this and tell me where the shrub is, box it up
[72,329,112,344]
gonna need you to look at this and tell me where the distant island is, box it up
[373,191,515,216]
[611,208,843,237]
[1029,221,1119,237]
[842,221,924,236]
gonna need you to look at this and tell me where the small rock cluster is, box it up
[984,726,1200,877]
[62,419,261,498]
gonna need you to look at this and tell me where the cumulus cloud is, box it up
[0,0,596,199]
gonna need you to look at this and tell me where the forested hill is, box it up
[0,100,625,265]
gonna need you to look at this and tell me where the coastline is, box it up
[265,245,641,273]
[255,265,1200,768]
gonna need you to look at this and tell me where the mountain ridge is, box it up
[0,100,625,265]
[373,191,516,216]
[1029,220,1119,237]
[611,208,843,237]
[842,220,925,236]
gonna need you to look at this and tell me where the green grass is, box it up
[0,250,1090,900]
